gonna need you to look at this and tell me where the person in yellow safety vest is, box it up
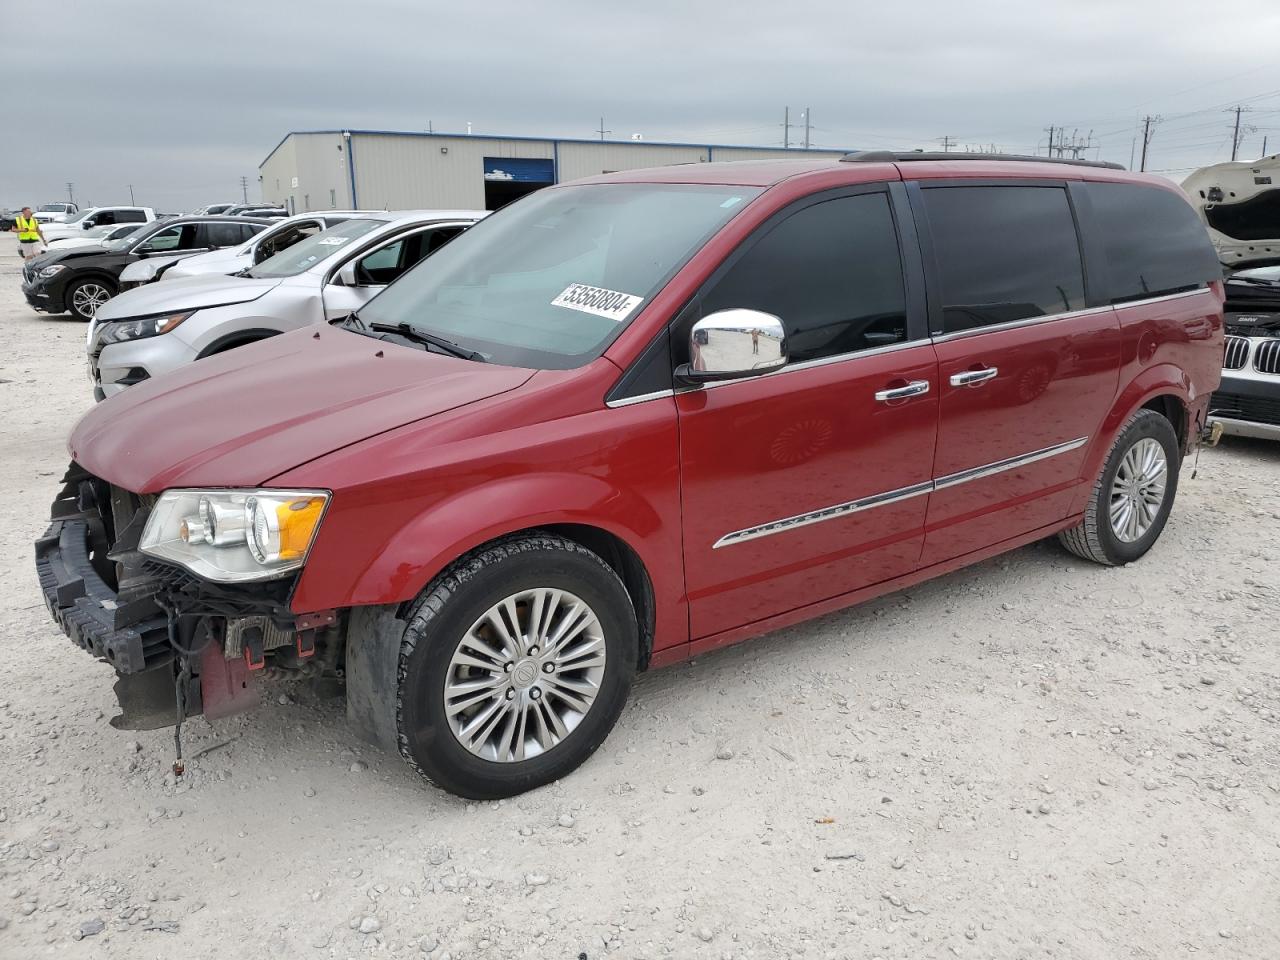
[10,207,46,261]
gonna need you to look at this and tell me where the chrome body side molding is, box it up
[712,436,1090,548]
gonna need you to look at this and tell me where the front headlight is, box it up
[98,310,194,345]
[38,264,67,279]
[140,489,330,582]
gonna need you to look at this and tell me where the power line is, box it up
[596,117,611,141]
[938,134,956,153]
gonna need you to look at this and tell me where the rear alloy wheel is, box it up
[66,279,114,320]
[397,534,637,799]
[1058,409,1180,565]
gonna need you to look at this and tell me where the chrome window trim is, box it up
[603,337,929,407]
[712,435,1090,548]
[930,304,1111,343]
[700,337,929,393]
[928,287,1212,344]
[605,389,676,409]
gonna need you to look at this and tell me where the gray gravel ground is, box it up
[1,244,1278,959]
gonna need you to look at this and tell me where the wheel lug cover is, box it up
[529,646,539,656]
[505,689,515,700]
[543,662,554,673]
[530,688,541,700]
[503,662,513,673]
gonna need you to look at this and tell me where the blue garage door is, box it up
[483,157,556,184]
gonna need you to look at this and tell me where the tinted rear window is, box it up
[922,185,1086,333]
[1085,181,1221,302]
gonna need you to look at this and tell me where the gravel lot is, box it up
[1,243,1278,960]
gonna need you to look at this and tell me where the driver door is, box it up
[322,223,469,321]
[676,188,940,639]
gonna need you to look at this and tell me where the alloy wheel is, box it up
[443,588,608,763]
[71,283,111,318]
[1109,437,1167,543]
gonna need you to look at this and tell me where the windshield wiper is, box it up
[366,321,485,362]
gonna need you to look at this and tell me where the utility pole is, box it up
[1045,126,1055,158]
[128,185,135,204]
[803,107,811,149]
[783,107,790,149]
[1227,106,1254,162]
[597,117,611,141]
[938,135,956,153]
[1263,135,1269,157]
[239,176,250,203]
[66,182,75,205]
[1138,116,1158,172]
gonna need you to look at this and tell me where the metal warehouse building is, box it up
[258,129,851,213]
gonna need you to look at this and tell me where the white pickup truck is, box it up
[42,206,157,244]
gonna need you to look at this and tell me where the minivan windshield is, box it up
[249,218,387,278]
[357,183,762,368]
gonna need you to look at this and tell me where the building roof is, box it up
[259,128,855,170]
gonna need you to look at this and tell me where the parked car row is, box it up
[23,216,272,320]
[89,210,482,398]
[118,210,370,289]
[35,154,1229,799]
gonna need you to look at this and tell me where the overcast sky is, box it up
[6,0,1280,211]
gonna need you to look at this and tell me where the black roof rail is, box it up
[841,150,1125,171]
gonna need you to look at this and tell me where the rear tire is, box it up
[396,534,637,799]
[1058,409,1180,565]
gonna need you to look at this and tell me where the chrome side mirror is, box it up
[676,308,787,384]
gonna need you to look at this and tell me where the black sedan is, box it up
[21,216,269,320]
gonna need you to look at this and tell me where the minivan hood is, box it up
[94,273,281,322]
[69,326,534,492]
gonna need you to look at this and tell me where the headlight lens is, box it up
[140,489,329,582]
[98,311,194,345]
[38,264,66,279]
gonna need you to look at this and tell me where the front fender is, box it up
[292,469,676,608]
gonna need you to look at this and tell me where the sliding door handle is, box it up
[949,367,998,387]
[874,379,931,402]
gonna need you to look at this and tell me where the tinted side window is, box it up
[698,193,908,364]
[1085,182,1221,302]
[922,186,1085,333]
[117,210,147,223]
[201,222,252,248]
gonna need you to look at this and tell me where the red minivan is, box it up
[37,153,1224,798]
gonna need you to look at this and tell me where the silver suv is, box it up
[87,210,485,400]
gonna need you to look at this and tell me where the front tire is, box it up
[396,534,637,799]
[65,277,115,321]
[1058,409,1180,565]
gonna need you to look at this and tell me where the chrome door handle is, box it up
[949,367,998,387]
[874,379,931,402]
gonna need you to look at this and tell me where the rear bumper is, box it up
[1213,417,1280,441]
[1210,374,1280,440]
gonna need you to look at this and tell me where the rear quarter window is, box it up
[1084,181,1221,303]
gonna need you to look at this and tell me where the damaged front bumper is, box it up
[34,464,319,729]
